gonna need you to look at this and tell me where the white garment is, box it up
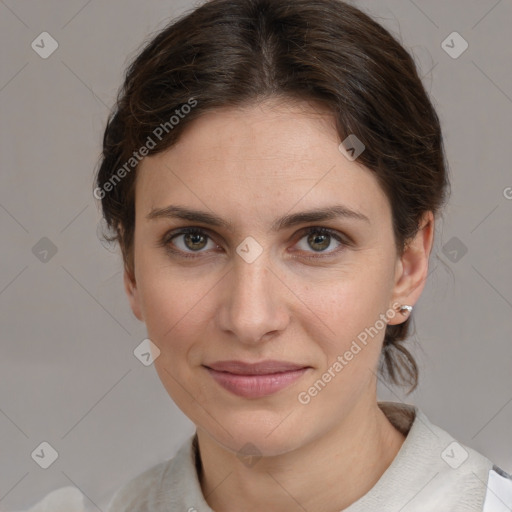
[8,487,85,512]
[106,402,512,511]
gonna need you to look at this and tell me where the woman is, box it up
[95,0,512,510]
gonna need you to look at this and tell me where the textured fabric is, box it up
[10,487,85,512]
[106,402,510,511]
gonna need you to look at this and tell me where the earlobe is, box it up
[388,212,435,325]
[123,267,144,322]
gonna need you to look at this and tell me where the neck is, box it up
[196,399,406,512]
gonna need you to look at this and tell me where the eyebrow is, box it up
[146,204,370,231]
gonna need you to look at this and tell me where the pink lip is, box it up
[203,360,310,398]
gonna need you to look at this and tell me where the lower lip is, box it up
[205,367,309,398]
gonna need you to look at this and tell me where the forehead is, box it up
[135,100,391,226]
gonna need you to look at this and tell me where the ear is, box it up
[387,211,435,326]
[123,266,144,322]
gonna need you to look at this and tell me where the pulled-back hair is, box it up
[94,0,450,392]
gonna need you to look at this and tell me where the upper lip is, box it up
[204,360,309,375]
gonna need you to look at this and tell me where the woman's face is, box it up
[125,99,430,456]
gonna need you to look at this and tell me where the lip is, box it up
[203,360,311,398]
[205,360,308,374]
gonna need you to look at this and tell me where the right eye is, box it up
[161,227,220,258]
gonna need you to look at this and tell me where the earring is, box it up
[396,304,413,315]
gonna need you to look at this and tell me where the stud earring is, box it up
[397,304,413,315]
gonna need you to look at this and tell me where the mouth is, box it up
[203,360,311,398]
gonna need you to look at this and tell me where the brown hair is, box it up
[94,0,450,392]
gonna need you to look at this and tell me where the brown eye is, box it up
[307,232,331,252]
[162,227,217,257]
[183,232,208,251]
[294,227,345,256]
[160,226,349,261]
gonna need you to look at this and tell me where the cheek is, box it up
[138,270,213,413]
[302,266,392,353]
[136,262,222,391]
[141,281,205,353]
[296,283,390,413]
[136,248,213,335]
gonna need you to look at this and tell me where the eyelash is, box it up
[159,226,351,261]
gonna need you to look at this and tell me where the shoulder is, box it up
[412,408,512,510]
[106,459,170,512]
[378,402,512,511]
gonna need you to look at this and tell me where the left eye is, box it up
[295,227,344,254]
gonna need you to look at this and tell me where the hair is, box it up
[94,0,450,392]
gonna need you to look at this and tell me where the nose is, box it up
[216,252,290,345]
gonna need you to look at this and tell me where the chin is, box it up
[200,407,312,458]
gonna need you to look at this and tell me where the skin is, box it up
[124,97,434,511]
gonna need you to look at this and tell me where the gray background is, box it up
[1,0,511,509]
